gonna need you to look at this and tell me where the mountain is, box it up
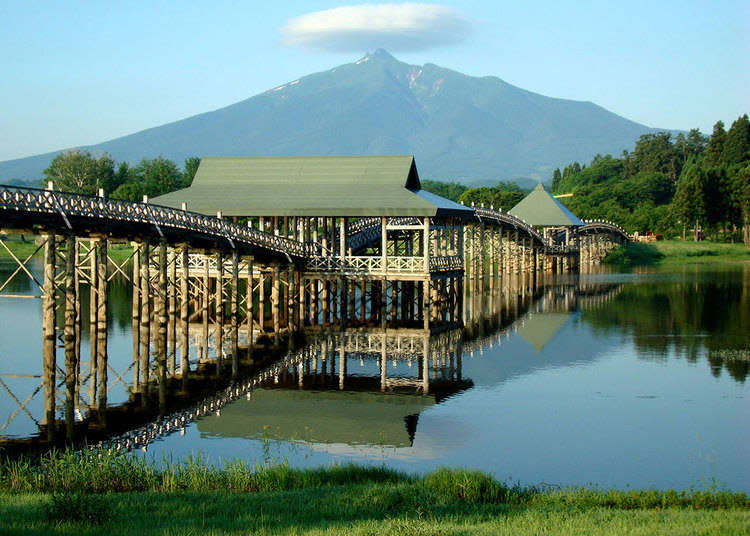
[0,49,666,185]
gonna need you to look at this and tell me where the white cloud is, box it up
[280,3,470,52]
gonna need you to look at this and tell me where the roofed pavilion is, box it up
[508,183,583,245]
[152,155,471,286]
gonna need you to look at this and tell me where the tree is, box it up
[420,180,468,202]
[43,149,115,195]
[633,133,681,181]
[671,159,706,241]
[551,168,562,193]
[138,156,182,198]
[705,121,726,165]
[721,114,750,165]
[183,157,201,188]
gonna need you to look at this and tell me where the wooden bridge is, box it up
[0,157,630,445]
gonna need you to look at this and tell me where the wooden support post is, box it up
[96,238,108,418]
[321,278,329,325]
[180,246,190,386]
[231,249,239,379]
[423,279,431,331]
[155,241,168,413]
[168,248,177,374]
[272,264,280,344]
[63,235,77,442]
[42,235,56,440]
[339,346,346,390]
[202,252,210,359]
[258,270,265,332]
[140,242,151,387]
[131,242,141,389]
[246,256,254,356]
[215,250,224,374]
[88,239,98,403]
[287,266,296,333]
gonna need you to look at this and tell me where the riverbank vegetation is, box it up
[552,114,750,244]
[604,239,750,267]
[0,451,747,535]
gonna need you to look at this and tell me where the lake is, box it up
[1,259,748,492]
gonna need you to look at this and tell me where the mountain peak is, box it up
[359,49,398,63]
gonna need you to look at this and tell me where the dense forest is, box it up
[550,115,750,244]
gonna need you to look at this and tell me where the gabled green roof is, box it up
[509,184,584,227]
[517,313,572,352]
[196,388,433,447]
[151,155,471,217]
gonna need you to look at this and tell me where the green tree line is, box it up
[39,149,200,202]
[421,179,528,211]
[551,114,750,244]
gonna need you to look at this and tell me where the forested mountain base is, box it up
[550,115,750,245]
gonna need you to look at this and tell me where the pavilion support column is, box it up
[339,276,348,326]
[230,250,240,379]
[380,279,388,328]
[479,222,486,284]
[321,279,329,325]
[360,280,366,323]
[63,235,77,442]
[42,234,57,441]
[95,238,108,419]
[423,279,431,331]
[131,242,141,390]
[312,277,319,326]
[215,250,224,375]
[297,270,304,330]
[180,246,190,387]
[331,278,338,323]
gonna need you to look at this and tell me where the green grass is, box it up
[605,239,750,267]
[1,451,748,535]
[1,486,748,535]
[0,235,135,262]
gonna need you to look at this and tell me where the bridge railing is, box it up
[0,185,313,259]
[578,220,632,241]
[472,207,546,245]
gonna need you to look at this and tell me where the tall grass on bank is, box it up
[605,239,749,267]
[1,450,748,511]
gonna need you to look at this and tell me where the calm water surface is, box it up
[1,259,748,492]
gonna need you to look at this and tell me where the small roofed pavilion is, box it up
[152,155,473,280]
[508,183,583,245]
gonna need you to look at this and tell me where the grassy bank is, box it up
[0,235,134,263]
[0,452,748,535]
[605,240,750,268]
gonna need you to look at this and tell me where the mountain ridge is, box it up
[0,49,666,185]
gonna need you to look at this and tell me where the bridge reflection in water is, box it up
[0,265,625,456]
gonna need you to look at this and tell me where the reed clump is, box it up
[1,451,748,511]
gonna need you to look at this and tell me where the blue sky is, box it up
[1,0,747,162]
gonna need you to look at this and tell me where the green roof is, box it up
[196,388,433,447]
[509,184,584,227]
[517,312,573,352]
[152,155,468,217]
